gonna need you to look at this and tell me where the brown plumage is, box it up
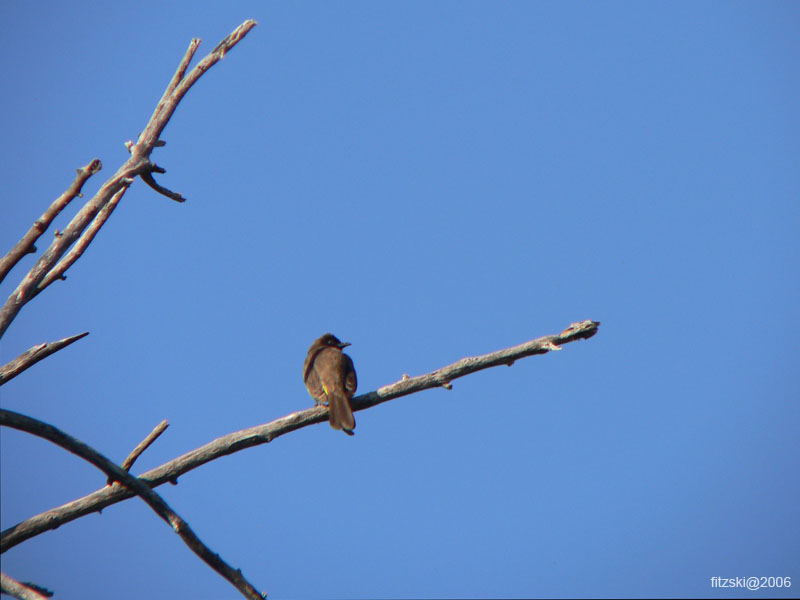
[303,333,357,435]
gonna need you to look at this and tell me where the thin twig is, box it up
[0,410,266,600]
[0,20,257,341]
[1,320,599,552]
[0,160,102,286]
[0,332,89,386]
[106,419,170,485]
[0,573,50,600]
[122,419,170,472]
[140,167,185,202]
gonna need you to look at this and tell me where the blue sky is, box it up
[1,2,798,598]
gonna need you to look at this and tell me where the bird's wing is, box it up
[344,353,357,395]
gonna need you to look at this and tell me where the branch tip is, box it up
[140,171,185,202]
[114,419,170,482]
[85,158,102,175]
[21,580,54,598]
[0,331,89,386]
[0,572,52,600]
[212,20,258,56]
[558,320,601,341]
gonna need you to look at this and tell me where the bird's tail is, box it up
[328,390,355,436]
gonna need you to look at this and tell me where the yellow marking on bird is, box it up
[322,383,329,395]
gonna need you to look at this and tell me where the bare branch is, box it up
[122,419,170,472]
[107,419,170,485]
[0,160,102,285]
[140,166,185,202]
[0,20,257,341]
[0,573,50,600]
[1,321,599,552]
[145,38,201,133]
[0,172,137,341]
[0,332,89,386]
[33,182,130,296]
[0,19,263,597]
[0,409,266,600]
[366,319,601,405]
[134,20,257,154]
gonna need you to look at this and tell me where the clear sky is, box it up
[1,2,798,599]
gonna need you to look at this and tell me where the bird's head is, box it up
[317,333,351,349]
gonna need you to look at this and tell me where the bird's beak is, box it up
[338,341,351,349]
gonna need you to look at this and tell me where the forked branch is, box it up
[0,410,266,600]
[0,20,257,341]
[0,160,102,285]
[0,20,261,597]
[33,183,131,297]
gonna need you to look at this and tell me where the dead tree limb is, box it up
[33,183,130,296]
[0,332,89,386]
[121,419,170,473]
[107,419,170,485]
[0,409,266,600]
[0,573,50,600]
[0,19,257,341]
[1,320,599,552]
[0,160,102,285]
[0,20,262,597]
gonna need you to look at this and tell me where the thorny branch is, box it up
[0,409,266,600]
[1,320,599,553]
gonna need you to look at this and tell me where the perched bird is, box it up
[303,333,357,435]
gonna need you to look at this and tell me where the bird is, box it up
[303,333,357,435]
